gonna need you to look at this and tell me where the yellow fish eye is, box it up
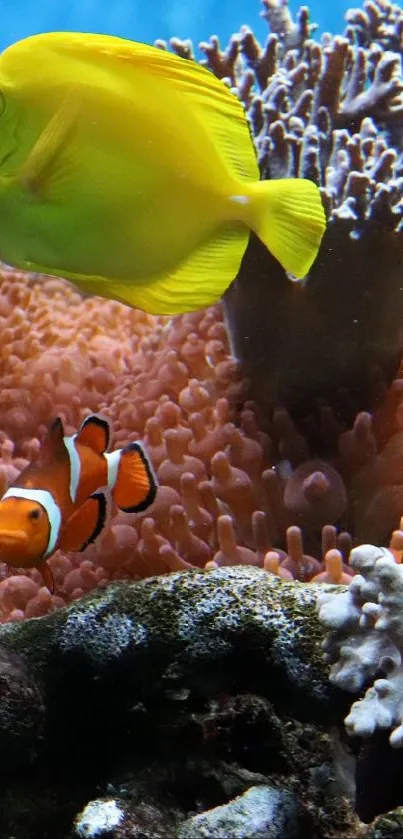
[28,508,41,521]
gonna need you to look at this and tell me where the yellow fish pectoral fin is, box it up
[17,88,80,200]
[79,223,250,315]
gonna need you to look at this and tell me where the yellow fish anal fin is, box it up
[17,88,79,200]
[79,222,250,315]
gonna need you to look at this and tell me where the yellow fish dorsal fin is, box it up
[16,89,79,199]
[3,32,258,186]
[145,48,259,185]
[99,37,259,184]
[69,222,250,316]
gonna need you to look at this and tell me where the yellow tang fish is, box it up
[0,32,326,315]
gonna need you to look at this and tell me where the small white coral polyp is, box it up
[318,544,403,747]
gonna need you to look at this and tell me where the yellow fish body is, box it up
[0,32,326,314]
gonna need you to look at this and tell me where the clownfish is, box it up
[0,414,157,591]
[0,31,326,316]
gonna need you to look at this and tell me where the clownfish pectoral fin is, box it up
[37,561,55,594]
[75,414,112,454]
[58,491,109,553]
[106,442,157,513]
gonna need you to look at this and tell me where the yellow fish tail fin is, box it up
[94,224,250,315]
[245,178,326,279]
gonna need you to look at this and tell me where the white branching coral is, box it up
[317,544,403,747]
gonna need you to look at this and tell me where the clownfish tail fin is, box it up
[105,442,157,513]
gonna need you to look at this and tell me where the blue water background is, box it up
[0,0,381,53]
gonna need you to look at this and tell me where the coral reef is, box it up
[4,2,403,834]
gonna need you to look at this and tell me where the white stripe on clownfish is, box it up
[1,487,61,557]
[63,433,81,503]
[105,449,120,490]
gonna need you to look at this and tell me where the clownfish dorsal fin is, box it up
[39,416,66,462]
[75,414,111,454]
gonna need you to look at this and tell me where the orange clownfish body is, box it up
[0,414,157,591]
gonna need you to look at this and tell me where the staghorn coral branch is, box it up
[239,27,278,90]
[199,34,240,83]
[313,37,350,117]
[346,0,403,51]
[339,51,403,125]
[168,38,195,61]
[261,0,316,51]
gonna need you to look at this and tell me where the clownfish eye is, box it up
[28,508,41,521]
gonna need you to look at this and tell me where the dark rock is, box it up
[0,647,44,772]
[366,807,403,839]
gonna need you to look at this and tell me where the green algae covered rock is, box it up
[0,567,336,708]
[0,567,362,839]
